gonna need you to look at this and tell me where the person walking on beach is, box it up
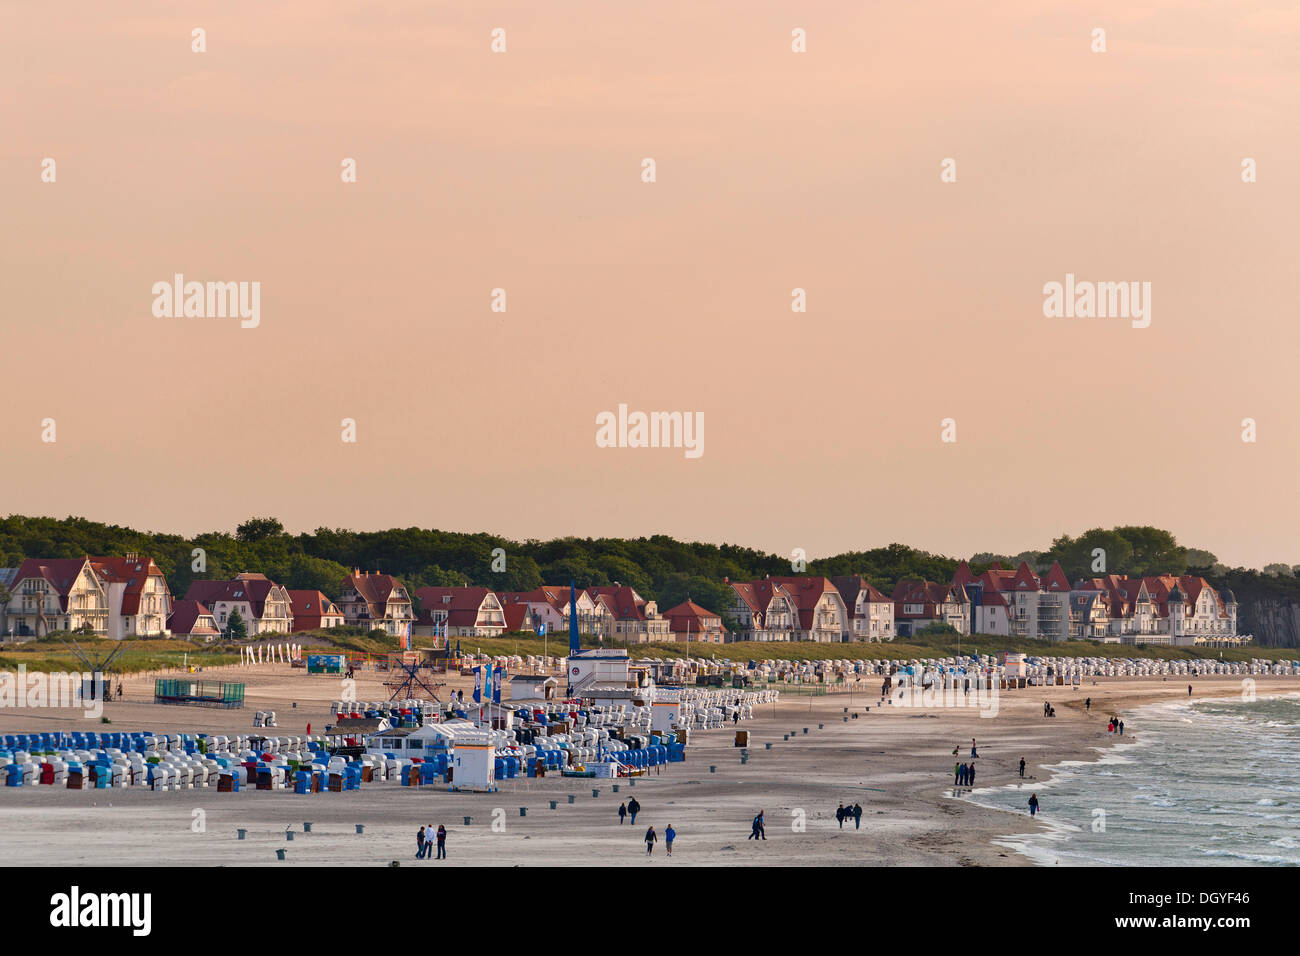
[1028,794,1040,817]
[627,797,640,825]
[852,803,862,829]
[1019,757,1026,778]
[970,738,978,758]
[1118,720,1124,736]
[954,762,961,786]
[645,826,657,856]
[748,810,766,840]
[1085,697,1091,712]
[967,763,976,787]
[835,804,845,828]
[1188,684,1193,697]
[435,824,446,860]
[665,824,676,856]
[618,802,627,824]
[416,825,427,860]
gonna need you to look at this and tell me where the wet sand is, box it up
[1,665,1295,866]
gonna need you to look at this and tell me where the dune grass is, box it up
[413,631,1299,664]
[2,628,1292,675]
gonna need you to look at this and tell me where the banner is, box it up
[472,666,482,703]
[492,667,503,704]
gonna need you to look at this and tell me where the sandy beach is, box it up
[2,665,1296,866]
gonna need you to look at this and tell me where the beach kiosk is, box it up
[447,725,496,791]
[508,675,559,701]
[566,647,631,693]
[1002,652,1029,687]
[650,685,682,733]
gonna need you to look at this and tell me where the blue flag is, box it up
[472,666,482,703]
[569,580,580,656]
[493,667,503,704]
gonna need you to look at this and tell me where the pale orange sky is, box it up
[2,1,1298,568]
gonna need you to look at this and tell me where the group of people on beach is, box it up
[414,824,447,860]
[1042,700,1057,718]
[954,760,977,787]
[1106,716,1125,735]
[642,823,675,856]
[618,797,674,857]
[836,802,863,828]
[617,797,640,825]
[748,810,766,840]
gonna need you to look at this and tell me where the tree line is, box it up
[2,516,1298,644]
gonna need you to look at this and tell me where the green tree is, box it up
[285,554,352,595]
[225,608,248,642]
[236,517,285,543]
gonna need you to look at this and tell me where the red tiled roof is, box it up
[167,600,219,636]
[288,590,342,632]
[499,587,574,614]
[663,600,726,634]
[342,572,406,610]
[1041,561,1071,591]
[729,579,798,628]
[892,579,966,619]
[766,576,842,631]
[415,587,499,628]
[89,555,169,615]
[1009,562,1040,591]
[9,558,96,612]
[830,575,891,618]
[502,602,531,632]
[184,574,285,620]
[951,561,977,588]
[586,585,649,621]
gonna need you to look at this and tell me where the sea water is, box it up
[970,694,1300,866]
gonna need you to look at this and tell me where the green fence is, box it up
[154,679,246,708]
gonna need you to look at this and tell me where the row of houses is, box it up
[0,552,1243,648]
[0,561,415,642]
[897,561,1241,646]
[719,564,1240,646]
[412,584,725,644]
